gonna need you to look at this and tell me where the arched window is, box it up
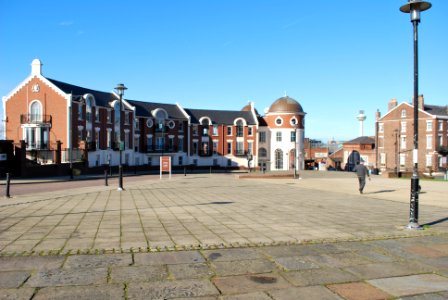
[114,102,121,127]
[275,149,283,169]
[30,101,42,122]
[259,148,267,158]
[86,97,92,122]
[200,117,211,136]
[236,119,244,137]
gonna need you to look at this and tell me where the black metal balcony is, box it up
[145,145,178,153]
[234,150,246,157]
[199,150,213,157]
[20,114,52,125]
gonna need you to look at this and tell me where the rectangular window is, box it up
[192,125,198,136]
[401,110,406,118]
[259,132,266,143]
[401,122,406,133]
[95,109,100,122]
[213,140,218,154]
[248,126,253,136]
[227,142,232,154]
[202,127,209,136]
[380,153,386,165]
[400,136,406,150]
[213,125,219,136]
[236,141,244,155]
[236,126,244,137]
[227,126,232,136]
[156,137,164,150]
[169,137,174,151]
[438,121,444,131]
[247,141,253,154]
[78,103,83,120]
[400,154,406,166]
[125,132,130,149]
[107,131,111,148]
[290,131,296,142]
[426,135,432,149]
[134,137,139,152]
[178,138,183,152]
[107,110,112,123]
[427,121,433,132]
[438,135,443,147]
[179,122,183,132]
[178,156,183,166]
[193,142,198,155]
[378,123,384,133]
[276,132,282,142]
[426,155,432,167]
[147,136,153,151]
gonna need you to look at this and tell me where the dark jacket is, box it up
[353,164,369,178]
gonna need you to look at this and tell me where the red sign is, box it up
[161,156,171,172]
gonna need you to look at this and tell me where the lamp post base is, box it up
[407,222,422,230]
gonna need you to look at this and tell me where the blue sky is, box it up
[1,0,447,141]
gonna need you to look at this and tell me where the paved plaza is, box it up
[0,171,447,299]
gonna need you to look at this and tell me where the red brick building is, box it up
[2,59,306,172]
[376,97,448,174]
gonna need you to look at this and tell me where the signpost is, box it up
[160,156,171,179]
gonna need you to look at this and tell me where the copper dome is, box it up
[269,96,304,113]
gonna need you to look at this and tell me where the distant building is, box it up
[2,59,306,173]
[376,96,448,174]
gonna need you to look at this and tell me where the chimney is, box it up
[418,95,424,110]
[388,98,397,111]
[375,109,381,121]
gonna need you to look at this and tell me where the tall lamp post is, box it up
[400,0,431,229]
[115,83,127,191]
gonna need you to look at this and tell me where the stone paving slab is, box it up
[109,265,168,283]
[268,286,344,300]
[211,259,276,276]
[0,287,36,300]
[32,285,124,300]
[342,261,433,280]
[0,271,30,288]
[127,279,219,299]
[281,267,360,287]
[63,253,132,269]
[24,267,108,287]
[0,256,64,271]
[368,274,448,297]
[212,273,292,295]
[327,282,393,300]
[134,251,205,265]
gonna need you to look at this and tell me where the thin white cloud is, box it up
[59,21,74,27]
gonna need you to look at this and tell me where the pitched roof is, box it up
[184,108,257,125]
[424,105,448,117]
[127,99,187,120]
[344,136,375,145]
[46,78,117,107]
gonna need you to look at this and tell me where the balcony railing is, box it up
[234,150,246,157]
[143,145,179,153]
[199,150,213,157]
[20,114,52,124]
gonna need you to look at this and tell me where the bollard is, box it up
[184,166,186,176]
[6,173,11,198]
[104,169,108,186]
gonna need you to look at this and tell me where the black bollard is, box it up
[6,173,11,198]
[104,169,108,186]
[184,166,186,176]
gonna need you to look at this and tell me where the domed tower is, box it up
[262,95,306,172]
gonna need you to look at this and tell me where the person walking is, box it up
[353,161,370,194]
